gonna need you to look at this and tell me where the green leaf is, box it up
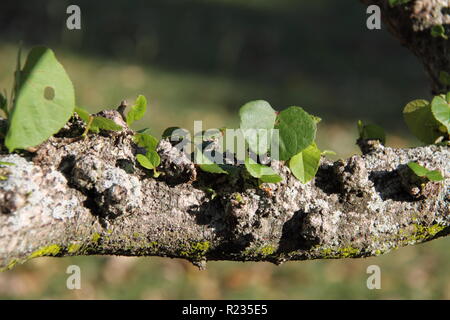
[407,162,429,176]
[244,157,282,183]
[274,106,316,161]
[74,106,91,123]
[321,150,337,156]
[388,0,410,7]
[126,95,147,126]
[431,25,448,40]
[74,108,123,137]
[407,162,444,182]
[244,157,266,178]
[162,127,181,139]
[146,150,161,168]
[136,151,160,170]
[198,164,229,175]
[426,170,444,181]
[357,120,386,144]
[289,143,321,183]
[431,95,450,133]
[136,154,154,170]
[364,124,386,144]
[133,132,159,151]
[259,174,283,184]
[239,100,276,155]
[162,127,191,146]
[357,120,364,137]
[403,99,442,144]
[0,161,15,166]
[311,115,322,124]
[5,47,75,152]
[90,116,123,132]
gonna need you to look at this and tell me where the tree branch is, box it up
[1,0,449,270]
[0,117,448,270]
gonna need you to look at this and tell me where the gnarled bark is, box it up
[0,0,449,270]
[0,116,448,270]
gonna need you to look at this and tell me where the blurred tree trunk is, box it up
[361,0,450,94]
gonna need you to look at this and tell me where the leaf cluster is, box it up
[407,162,444,182]
[75,107,123,136]
[198,100,325,184]
[1,46,124,152]
[1,45,446,190]
[133,127,161,178]
[403,94,450,144]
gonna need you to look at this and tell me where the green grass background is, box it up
[0,0,449,299]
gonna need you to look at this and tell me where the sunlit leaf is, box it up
[431,95,450,133]
[259,174,283,183]
[403,99,442,144]
[90,116,123,132]
[244,157,282,183]
[136,151,160,172]
[321,150,337,156]
[0,161,14,166]
[146,150,161,168]
[407,161,444,182]
[136,154,154,170]
[199,164,229,175]
[134,131,159,151]
[74,106,90,123]
[289,143,321,183]
[126,95,147,126]
[425,170,444,181]
[275,106,316,161]
[5,47,75,151]
[239,100,276,155]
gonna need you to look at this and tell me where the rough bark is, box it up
[0,0,449,271]
[0,113,448,270]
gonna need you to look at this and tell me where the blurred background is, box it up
[0,0,449,299]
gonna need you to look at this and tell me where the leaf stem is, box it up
[82,116,94,138]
